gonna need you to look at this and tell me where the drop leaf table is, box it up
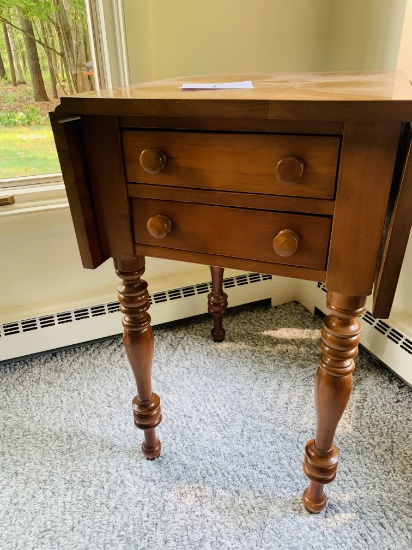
[50,72,412,513]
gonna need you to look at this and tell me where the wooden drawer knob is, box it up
[147,215,172,239]
[276,156,305,185]
[139,148,167,174]
[273,229,299,257]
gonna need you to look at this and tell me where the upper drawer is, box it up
[123,131,340,199]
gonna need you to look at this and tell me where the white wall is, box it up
[397,0,412,77]
[0,208,203,324]
[124,0,330,83]
[394,0,412,314]
[324,0,407,71]
[124,0,407,83]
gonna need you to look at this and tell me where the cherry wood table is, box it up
[50,72,412,513]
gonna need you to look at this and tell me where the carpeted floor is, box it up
[1,301,411,549]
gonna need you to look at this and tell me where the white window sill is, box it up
[0,175,68,218]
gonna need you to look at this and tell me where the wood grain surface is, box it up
[123,131,339,199]
[132,197,331,269]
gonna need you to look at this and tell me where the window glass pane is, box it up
[0,0,95,180]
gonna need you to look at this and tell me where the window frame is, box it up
[0,0,130,217]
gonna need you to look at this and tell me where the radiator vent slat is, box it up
[57,312,73,324]
[0,272,271,339]
[39,315,56,328]
[195,283,209,294]
[107,302,120,313]
[400,339,412,355]
[21,319,38,332]
[74,309,90,321]
[3,323,19,336]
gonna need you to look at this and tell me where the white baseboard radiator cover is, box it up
[313,283,412,387]
[0,272,272,364]
[2,275,411,387]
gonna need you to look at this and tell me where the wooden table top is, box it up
[58,71,412,121]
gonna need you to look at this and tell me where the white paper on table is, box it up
[180,81,254,90]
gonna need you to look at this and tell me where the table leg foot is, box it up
[302,485,327,514]
[132,393,162,459]
[302,438,339,513]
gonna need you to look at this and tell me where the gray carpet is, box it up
[1,301,411,550]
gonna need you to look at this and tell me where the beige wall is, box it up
[0,209,202,323]
[124,0,407,82]
[393,0,412,313]
[124,0,330,83]
[324,0,407,71]
[397,0,412,77]
[0,209,121,316]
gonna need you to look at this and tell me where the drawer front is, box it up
[132,198,331,269]
[123,131,339,199]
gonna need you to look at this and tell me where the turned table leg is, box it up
[302,291,366,513]
[208,266,228,342]
[114,257,162,460]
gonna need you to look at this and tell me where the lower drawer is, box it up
[131,198,331,269]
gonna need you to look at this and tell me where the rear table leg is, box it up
[208,266,228,342]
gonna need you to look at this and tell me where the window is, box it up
[0,0,95,182]
[0,0,128,213]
